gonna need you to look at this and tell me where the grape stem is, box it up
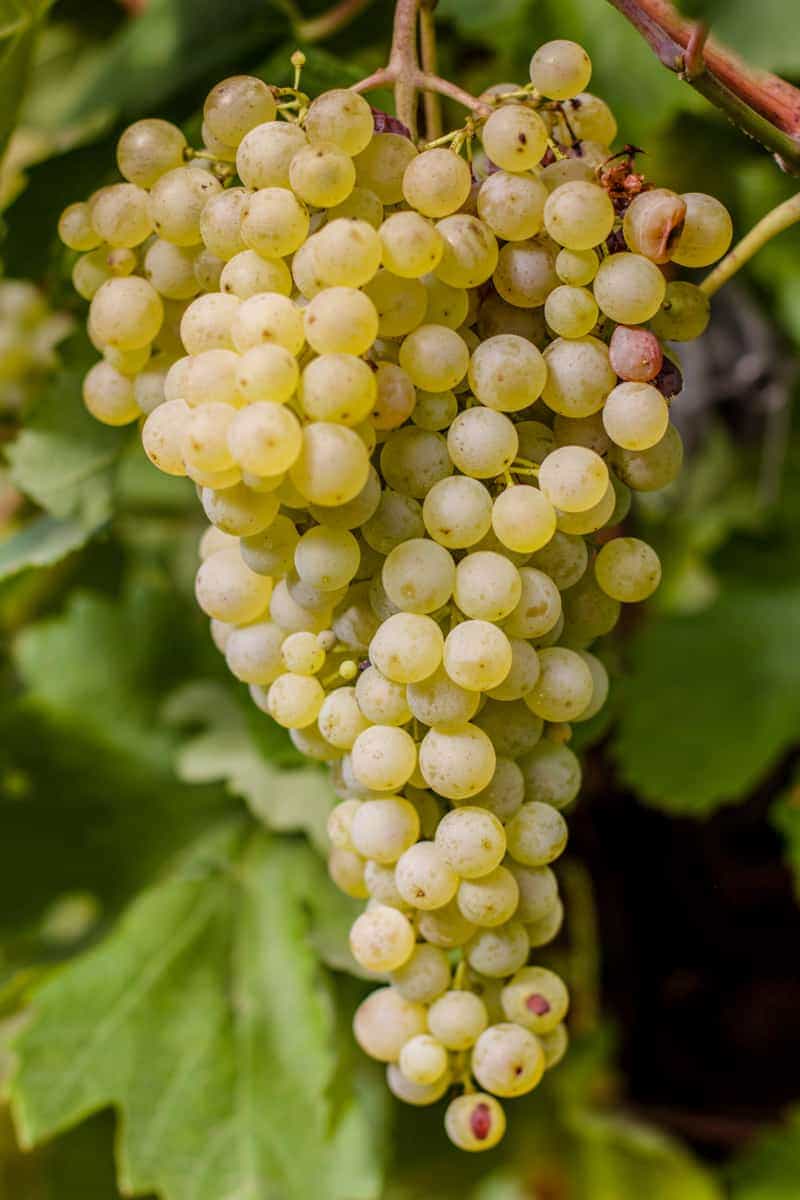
[700,192,800,296]
[606,0,800,172]
[350,0,489,139]
[419,1,443,141]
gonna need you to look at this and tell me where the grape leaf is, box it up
[164,679,367,974]
[6,364,127,532]
[727,1109,800,1199]
[612,582,800,815]
[0,580,231,939]
[9,821,384,1200]
[0,514,88,580]
[58,0,290,128]
[165,680,336,853]
[0,0,54,163]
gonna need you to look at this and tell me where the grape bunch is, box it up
[0,281,72,413]
[57,39,731,1151]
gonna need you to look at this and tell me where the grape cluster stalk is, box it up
[57,35,732,1151]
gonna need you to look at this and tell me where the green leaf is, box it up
[700,0,800,74]
[0,578,232,939]
[727,1109,800,1199]
[0,0,53,163]
[560,1108,722,1200]
[612,581,800,814]
[0,514,89,580]
[165,680,336,852]
[164,680,365,973]
[58,0,290,130]
[6,361,127,532]
[10,821,384,1200]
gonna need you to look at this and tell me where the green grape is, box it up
[529,529,587,590]
[403,147,472,217]
[541,335,616,418]
[83,360,140,426]
[594,536,662,602]
[231,293,305,355]
[592,252,666,325]
[370,612,444,683]
[150,166,221,246]
[468,333,547,411]
[371,361,418,431]
[477,170,548,241]
[544,181,614,251]
[380,210,443,278]
[555,480,615,535]
[492,485,556,554]
[305,89,374,156]
[443,619,514,692]
[289,140,356,207]
[199,187,248,260]
[354,132,418,204]
[116,118,187,187]
[412,389,458,431]
[143,240,200,301]
[530,39,592,99]
[88,277,163,351]
[544,284,598,338]
[538,445,609,513]
[481,105,549,172]
[236,121,308,189]
[203,75,277,147]
[363,269,428,338]
[435,215,499,288]
[382,537,455,614]
[524,646,594,721]
[313,217,382,287]
[612,422,684,492]
[290,421,371,506]
[326,185,384,228]
[195,547,272,624]
[399,1034,449,1085]
[555,246,599,286]
[649,280,710,341]
[447,407,519,479]
[602,381,669,450]
[299,353,377,425]
[564,93,617,144]
[419,724,497,801]
[240,187,309,259]
[422,275,470,329]
[380,426,452,498]
[503,567,562,639]
[349,904,416,972]
[670,192,733,267]
[494,237,558,308]
[399,323,469,391]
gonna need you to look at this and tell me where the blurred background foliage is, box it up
[0,0,799,1197]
